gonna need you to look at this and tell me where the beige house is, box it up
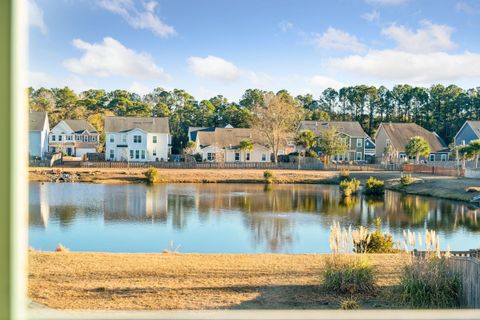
[374,122,449,163]
[188,126,271,162]
[297,121,369,162]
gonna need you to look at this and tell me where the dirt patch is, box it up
[29,252,408,310]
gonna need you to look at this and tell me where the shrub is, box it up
[55,244,69,252]
[399,257,462,308]
[364,177,385,196]
[339,168,350,182]
[339,298,360,310]
[339,178,360,197]
[193,153,203,162]
[263,170,274,184]
[400,173,413,186]
[323,255,375,294]
[144,167,159,183]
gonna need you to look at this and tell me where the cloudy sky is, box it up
[29,0,480,100]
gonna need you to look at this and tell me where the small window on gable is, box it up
[153,136,157,143]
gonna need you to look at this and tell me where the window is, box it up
[356,152,362,161]
[400,154,406,159]
[141,150,145,159]
[122,134,127,143]
[58,135,63,141]
[109,135,114,143]
[235,152,240,161]
[441,154,447,161]
[429,154,435,162]
[153,149,157,156]
[109,149,114,159]
[134,135,142,143]
[356,139,363,148]
[261,153,267,161]
[75,135,80,141]
[130,150,134,159]
[207,153,215,161]
[135,150,140,159]
[153,136,157,143]
[246,153,250,161]
[66,135,72,141]
[51,135,55,141]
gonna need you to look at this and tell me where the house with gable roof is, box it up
[29,111,50,159]
[49,119,99,157]
[453,120,480,146]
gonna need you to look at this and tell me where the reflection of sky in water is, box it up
[29,182,480,253]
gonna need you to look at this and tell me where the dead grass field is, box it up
[29,252,408,310]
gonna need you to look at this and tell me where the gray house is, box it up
[453,121,480,146]
[29,111,50,159]
[297,121,369,162]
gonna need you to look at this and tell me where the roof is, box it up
[454,120,480,141]
[298,121,368,138]
[104,116,170,134]
[29,111,48,131]
[188,127,215,142]
[378,122,448,152]
[63,119,98,134]
[196,128,265,149]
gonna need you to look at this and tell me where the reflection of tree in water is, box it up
[243,213,294,253]
[400,195,430,225]
[167,193,196,230]
[51,205,78,227]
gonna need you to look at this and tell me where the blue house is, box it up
[454,121,480,146]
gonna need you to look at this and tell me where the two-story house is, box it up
[105,116,171,162]
[453,121,480,146]
[49,119,98,157]
[297,121,369,162]
[374,122,449,163]
[29,111,50,159]
[188,126,271,162]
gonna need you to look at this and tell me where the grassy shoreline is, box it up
[29,251,408,310]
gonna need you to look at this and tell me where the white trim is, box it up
[453,121,480,142]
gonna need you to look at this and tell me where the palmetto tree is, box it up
[295,130,317,169]
[239,139,254,163]
[405,136,430,164]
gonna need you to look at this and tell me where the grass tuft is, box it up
[323,255,375,294]
[263,170,274,184]
[339,297,360,310]
[144,167,160,184]
[55,244,69,252]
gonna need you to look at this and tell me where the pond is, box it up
[29,182,480,253]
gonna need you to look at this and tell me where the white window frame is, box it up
[356,152,362,161]
[235,152,240,161]
[135,150,140,159]
[121,134,127,144]
[441,154,447,161]
[109,149,114,159]
[246,153,250,161]
[153,149,157,157]
[429,154,435,162]
[356,139,363,148]
[129,150,134,159]
[133,135,142,143]
[261,153,267,161]
[109,135,114,143]
[153,135,157,143]
[141,150,145,159]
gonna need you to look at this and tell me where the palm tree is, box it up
[405,136,430,164]
[239,139,254,164]
[295,130,317,169]
[468,140,480,168]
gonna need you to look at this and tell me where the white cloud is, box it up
[309,75,343,90]
[278,21,294,32]
[328,50,480,83]
[365,0,407,5]
[362,10,380,22]
[187,55,241,82]
[29,71,91,92]
[456,1,479,14]
[28,0,47,34]
[313,27,366,53]
[382,20,456,53]
[98,0,176,38]
[128,82,153,95]
[63,37,170,80]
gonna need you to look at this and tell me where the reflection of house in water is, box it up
[29,183,50,228]
[104,185,168,222]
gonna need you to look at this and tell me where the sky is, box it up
[28,0,480,100]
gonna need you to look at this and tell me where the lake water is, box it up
[29,182,480,253]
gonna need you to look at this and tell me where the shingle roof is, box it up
[29,111,48,131]
[197,128,265,149]
[378,122,448,152]
[104,116,170,134]
[63,119,98,133]
[298,121,369,138]
[188,127,215,142]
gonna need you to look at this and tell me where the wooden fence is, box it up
[403,164,465,177]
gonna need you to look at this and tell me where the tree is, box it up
[468,140,480,168]
[316,126,348,166]
[405,136,431,164]
[252,92,303,162]
[239,139,254,163]
[294,130,317,169]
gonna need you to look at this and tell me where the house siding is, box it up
[106,129,170,162]
[454,123,479,146]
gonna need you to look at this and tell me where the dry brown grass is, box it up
[29,252,408,310]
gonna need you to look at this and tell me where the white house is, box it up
[188,126,271,162]
[49,119,99,157]
[104,116,171,162]
[29,111,50,159]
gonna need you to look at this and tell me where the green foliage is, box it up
[317,127,348,163]
[400,174,413,186]
[239,139,254,152]
[193,153,203,162]
[405,136,431,162]
[295,130,317,151]
[339,298,360,310]
[263,170,274,184]
[323,255,375,294]
[364,177,385,196]
[399,258,462,308]
[144,168,160,184]
[339,178,360,197]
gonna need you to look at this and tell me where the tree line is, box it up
[29,84,480,153]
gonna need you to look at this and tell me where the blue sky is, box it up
[29,0,480,100]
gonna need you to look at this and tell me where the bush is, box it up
[144,167,159,183]
[339,168,350,182]
[399,257,462,308]
[193,153,203,162]
[364,177,385,196]
[323,255,375,294]
[263,170,274,184]
[339,298,360,310]
[400,173,413,186]
[339,178,360,197]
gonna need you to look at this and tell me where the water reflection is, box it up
[29,183,480,253]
